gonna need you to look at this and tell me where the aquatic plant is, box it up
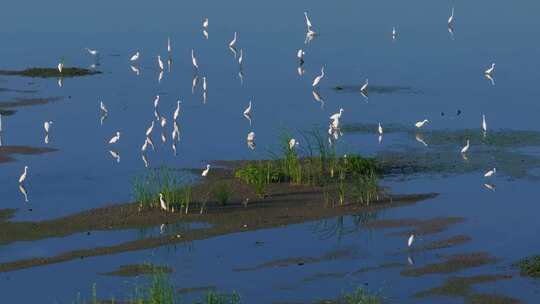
[132,167,193,213]
[515,255,540,278]
[212,181,232,206]
[203,291,241,304]
[342,287,382,304]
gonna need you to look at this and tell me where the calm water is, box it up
[1,0,540,302]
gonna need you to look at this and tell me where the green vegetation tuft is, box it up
[515,255,540,278]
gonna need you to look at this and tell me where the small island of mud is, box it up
[0,67,101,78]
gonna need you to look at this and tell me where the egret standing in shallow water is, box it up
[408,234,415,248]
[159,193,168,211]
[146,121,155,137]
[173,100,181,121]
[484,63,495,75]
[100,101,108,114]
[229,32,237,48]
[312,66,325,88]
[203,17,208,29]
[44,121,53,134]
[157,55,164,71]
[19,166,28,184]
[153,95,160,109]
[109,132,121,144]
[167,38,172,53]
[57,60,64,74]
[461,139,470,154]
[415,119,429,128]
[482,115,487,133]
[130,51,140,62]
[191,49,199,71]
[448,7,455,27]
[378,122,383,135]
[392,27,397,41]
[484,168,496,177]
[297,49,305,65]
[289,138,299,149]
[360,79,369,94]
[243,101,252,116]
[202,164,210,177]
[202,77,207,92]
[247,131,255,142]
[330,108,344,122]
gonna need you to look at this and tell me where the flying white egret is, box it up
[19,166,28,184]
[146,121,155,137]
[484,168,496,177]
[109,131,121,144]
[153,95,160,109]
[360,79,369,94]
[109,150,120,163]
[130,51,140,62]
[159,193,168,211]
[378,122,383,135]
[173,100,181,121]
[289,138,299,149]
[229,32,237,48]
[43,121,53,133]
[85,48,99,56]
[448,7,454,27]
[484,63,495,75]
[157,55,164,71]
[243,101,252,116]
[415,119,429,128]
[100,101,108,114]
[408,234,415,247]
[167,37,171,53]
[203,17,209,28]
[191,49,199,70]
[330,108,344,122]
[202,164,210,177]
[460,139,470,154]
[247,131,255,142]
[312,66,325,87]
[202,77,207,91]
[482,115,487,133]
[160,116,167,128]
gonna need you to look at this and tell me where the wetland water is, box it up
[1,0,540,302]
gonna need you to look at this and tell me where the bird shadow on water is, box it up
[343,123,540,180]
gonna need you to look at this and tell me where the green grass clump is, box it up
[203,291,241,304]
[515,255,540,278]
[132,167,193,213]
[343,288,382,304]
[212,181,233,206]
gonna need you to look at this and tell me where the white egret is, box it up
[485,63,495,75]
[192,75,198,94]
[160,116,167,128]
[153,95,160,109]
[312,66,325,87]
[142,154,149,168]
[448,7,454,27]
[203,17,209,28]
[173,100,181,121]
[229,32,237,48]
[407,234,415,247]
[191,49,199,70]
[109,131,121,144]
[247,140,256,150]
[360,79,369,94]
[392,27,396,40]
[243,101,252,116]
[158,71,164,83]
[297,49,305,64]
[43,121,53,133]
[146,136,155,150]
[159,193,168,211]
[172,123,180,142]
[304,12,313,29]
[289,138,299,149]
[415,119,429,128]
[202,164,210,177]
[167,37,172,53]
[57,61,64,74]
[109,150,120,163]
[44,134,49,145]
[19,166,28,184]
[146,121,155,137]
[330,108,344,122]
[202,77,207,91]
[460,139,470,154]
[484,168,496,178]
[85,48,99,56]
[229,45,238,59]
[482,115,487,133]
[378,122,383,135]
[100,101,108,114]
[238,49,243,66]
[238,70,244,86]
[297,65,305,76]
[172,142,178,155]
[202,30,209,40]
[161,132,166,143]
[141,137,150,152]
[130,51,140,62]
[247,131,255,142]
[157,55,164,71]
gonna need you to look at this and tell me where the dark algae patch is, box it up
[514,254,540,278]
[0,97,63,108]
[364,217,465,236]
[0,146,57,164]
[401,252,496,276]
[0,67,101,78]
[415,274,518,304]
[101,263,173,277]
[413,234,472,252]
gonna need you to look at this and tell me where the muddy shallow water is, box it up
[2,0,540,303]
